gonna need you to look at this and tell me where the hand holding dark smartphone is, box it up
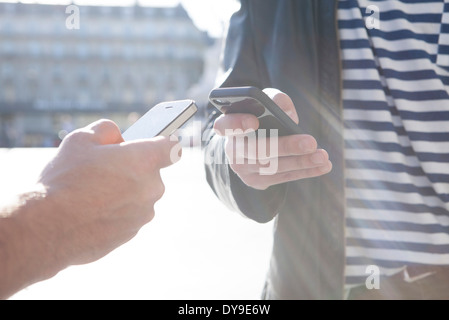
[208,86,302,137]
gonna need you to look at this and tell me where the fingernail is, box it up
[311,153,324,164]
[286,110,295,118]
[286,110,298,123]
[320,162,332,173]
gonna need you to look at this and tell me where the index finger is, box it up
[242,134,318,160]
[121,136,182,169]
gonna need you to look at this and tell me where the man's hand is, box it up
[37,119,181,266]
[0,119,181,299]
[213,88,332,190]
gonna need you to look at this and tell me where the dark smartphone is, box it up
[122,99,197,141]
[208,86,301,137]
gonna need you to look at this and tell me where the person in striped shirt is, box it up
[203,0,449,299]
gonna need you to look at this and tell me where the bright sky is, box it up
[0,0,241,37]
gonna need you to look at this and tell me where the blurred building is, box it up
[0,2,212,147]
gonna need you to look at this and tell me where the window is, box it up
[100,44,111,59]
[29,42,41,56]
[3,78,16,102]
[76,43,88,59]
[52,43,64,58]
[2,41,14,55]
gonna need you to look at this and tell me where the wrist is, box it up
[0,185,66,299]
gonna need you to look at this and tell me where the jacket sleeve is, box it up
[202,0,288,224]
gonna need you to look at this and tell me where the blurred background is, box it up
[0,0,276,300]
[0,0,239,147]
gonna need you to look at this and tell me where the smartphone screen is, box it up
[122,100,197,141]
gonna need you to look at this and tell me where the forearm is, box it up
[204,128,242,213]
[0,119,180,299]
[0,187,63,299]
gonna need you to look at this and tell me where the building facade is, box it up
[0,2,211,147]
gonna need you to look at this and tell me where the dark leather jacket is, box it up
[203,0,345,299]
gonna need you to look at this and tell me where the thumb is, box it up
[263,88,299,124]
[84,119,124,145]
[121,135,182,169]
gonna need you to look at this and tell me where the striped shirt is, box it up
[338,0,449,287]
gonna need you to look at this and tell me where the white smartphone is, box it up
[122,100,197,141]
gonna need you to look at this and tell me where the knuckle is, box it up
[148,177,165,202]
[306,135,318,149]
[156,181,166,200]
[229,162,244,173]
[142,206,156,225]
[96,118,118,131]
[147,208,156,222]
[62,129,90,145]
[295,156,305,169]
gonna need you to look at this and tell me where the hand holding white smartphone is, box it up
[209,86,302,137]
[122,100,197,141]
